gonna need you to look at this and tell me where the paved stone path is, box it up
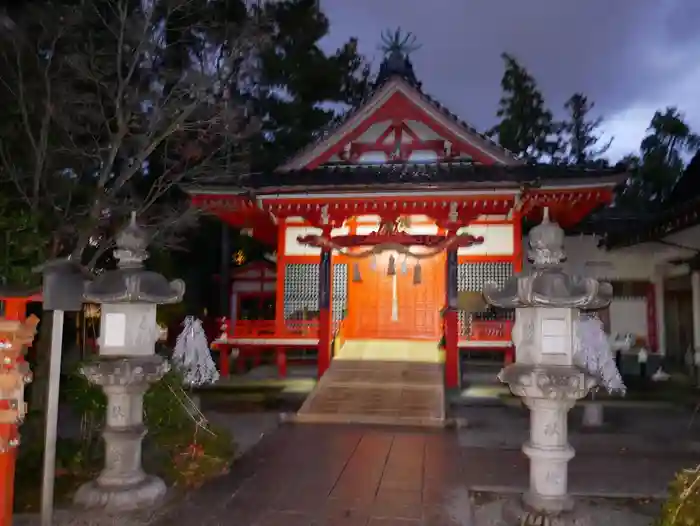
[148,423,694,526]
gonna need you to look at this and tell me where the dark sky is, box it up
[319,0,700,161]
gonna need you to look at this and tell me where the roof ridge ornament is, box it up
[379,28,421,57]
[375,28,421,88]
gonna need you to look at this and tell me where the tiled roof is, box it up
[191,161,627,194]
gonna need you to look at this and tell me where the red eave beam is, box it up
[190,193,277,247]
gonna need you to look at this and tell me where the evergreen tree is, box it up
[250,0,371,170]
[488,53,559,163]
[560,93,612,167]
[639,107,699,198]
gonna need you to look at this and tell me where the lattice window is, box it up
[457,262,514,335]
[332,264,348,322]
[283,262,348,321]
[284,263,319,319]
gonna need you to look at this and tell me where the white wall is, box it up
[522,234,693,281]
[609,298,648,339]
[457,224,513,256]
[283,226,349,256]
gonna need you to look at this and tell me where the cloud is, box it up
[319,0,700,162]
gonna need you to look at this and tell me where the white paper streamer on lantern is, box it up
[173,316,220,387]
[574,314,626,395]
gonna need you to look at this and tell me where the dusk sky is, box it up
[319,0,700,162]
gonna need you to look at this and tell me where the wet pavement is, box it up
[150,423,695,526]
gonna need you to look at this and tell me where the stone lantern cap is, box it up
[483,209,612,310]
[83,213,185,305]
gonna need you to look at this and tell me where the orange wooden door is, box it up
[346,252,445,340]
[345,254,391,338]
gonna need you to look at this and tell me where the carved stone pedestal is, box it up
[74,356,170,512]
[499,497,593,526]
[499,364,595,522]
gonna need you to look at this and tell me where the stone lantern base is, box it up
[73,356,170,512]
[497,364,596,525]
[499,497,592,526]
[74,475,167,512]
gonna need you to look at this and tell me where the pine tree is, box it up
[488,53,559,163]
[250,0,371,170]
[639,107,700,197]
[560,93,612,167]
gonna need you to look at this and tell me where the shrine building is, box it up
[185,34,626,409]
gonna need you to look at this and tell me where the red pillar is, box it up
[276,347,287,378]
[3,299,27,322]
[444,249,460,389]
[0,299,28,526]
[646,282,657,352]
[218,347,230,378]
[317,247,332,378]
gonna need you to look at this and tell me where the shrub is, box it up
[657,465,700,526]
[63,364,235,489]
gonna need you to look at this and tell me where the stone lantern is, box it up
[74,213,185,512]
[482,209,612,525]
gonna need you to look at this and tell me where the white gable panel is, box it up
[358,152,387,163]
[405,119,443,141]
[408,150,437,162]
[355,121,391,143]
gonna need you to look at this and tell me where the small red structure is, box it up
[230,259,276,322]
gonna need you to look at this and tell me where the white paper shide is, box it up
[173,316,220,387]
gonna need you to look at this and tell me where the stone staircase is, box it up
[294,339,445,427]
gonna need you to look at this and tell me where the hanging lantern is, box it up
[387,254,396,276]
[413,262,422,285]
[401,258,408,275]
[84,303,101,319]
[352,262,362,283]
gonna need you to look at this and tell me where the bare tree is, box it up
[0,0,262,275]
[0,0,264,414]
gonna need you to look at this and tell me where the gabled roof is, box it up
[278,62,521,171]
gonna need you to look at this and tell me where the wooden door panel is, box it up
[346,253,445,340]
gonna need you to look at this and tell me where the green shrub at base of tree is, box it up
[657,465,700,526]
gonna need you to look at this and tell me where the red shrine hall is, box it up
[186,41,626,389]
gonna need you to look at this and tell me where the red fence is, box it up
[219,319,342,340]
[466,320,514,342]
[218,318,512,342]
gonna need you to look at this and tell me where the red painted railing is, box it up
[232,319,319,338]
[459,319,514,342]
[215,318,342,340]
[217,318,512,342]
